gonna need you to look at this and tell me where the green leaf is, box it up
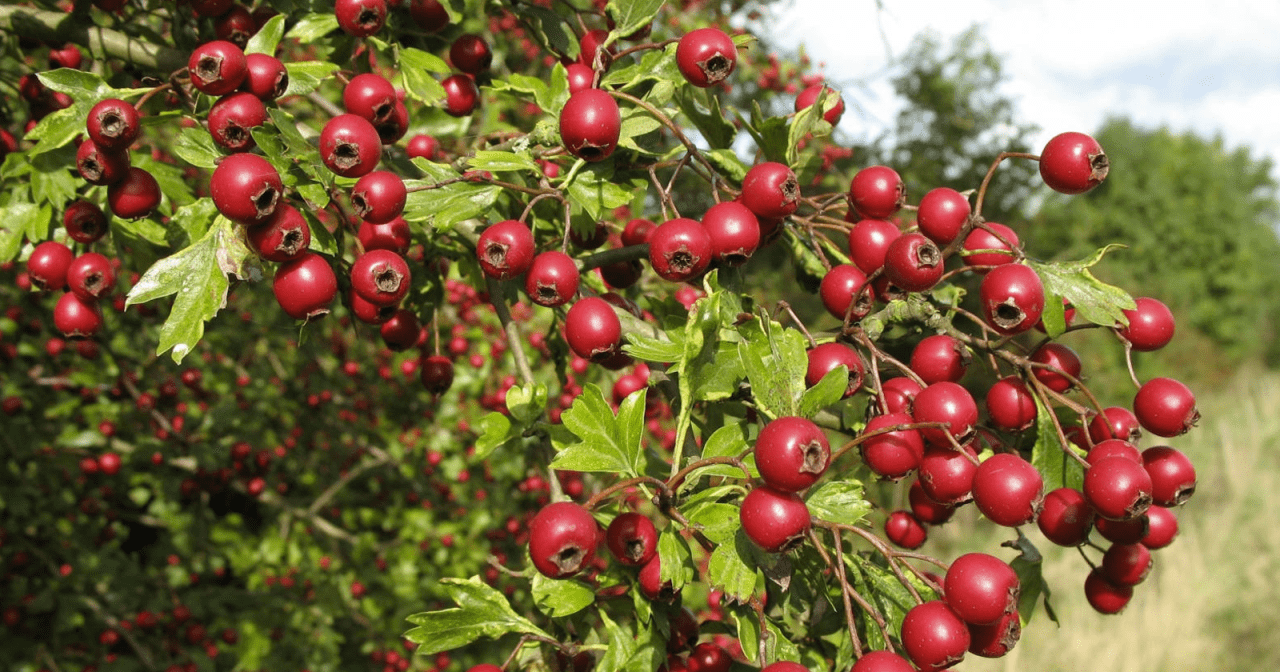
[244,14,285,55]
[617,109,663,152]
[29,150,77,211]
[685,342,746,403]
[171,199,219,241]
[505,383,548,426]
[737,315,808,420]
[565,163,638,221]
[786,88,834,167]
[706,530,761,604]
[404,577,551,656]
[286,13,338,42]
[1030,393,1085,491]
[798,365,847,418]
[1008,533,1055,625]
[623,333,682,363]
[705,149,749,183]
[172,125,222,169]
[402,179,503,232]
[36,68,107,97]
[1040,290,1067,338]
[1027,248,1136,328]
[473,412,514,460]
[23,104,86,156]
[740,102,788,165]
[400,49,448,106]
[601,43,679,91]
[0,203,51,262]
[674,88,736,150]
[605,0,664,42]
[805,480,872,527]
[551,385,645,476]
[531,574,595,617]
[515,5,578,60]
[283,61,339,98]
[112,212,169,246]
[656,528,693,591]
[684,502,740,545]
[468,150,540,175]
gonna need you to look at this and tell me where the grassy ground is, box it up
[929,370,1280,672]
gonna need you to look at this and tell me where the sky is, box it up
[758,0,1280,175]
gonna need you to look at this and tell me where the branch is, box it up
[0,6,187,73]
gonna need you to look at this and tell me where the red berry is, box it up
[917,444,978,505]
[794,83,844,126]
[1132,377,1198,437]
[1083,568,1131,614]
[86,99,140,151]
[420,355,454,394]
[1029,343,1081,393]
[910,334,969,385]
[564,297,621,362]
[638,555,673,601]
[739,485,810,553]
[442,74,480,117]
[687,643,731,672]
[880,377,922,414]
[740,162,799,220]
[76,138,131,186]
[701,201,760,266]
[408,0,449,32]
[860,412,924,481]
[380,309,420,351]
[63,200,109,244]
[966,608,1021,658]
[819,264,874,323]
[912,381,978,448]
[961,222,1018,268]
[1088,406,1142,444]
[1101,543,1152,587]
[208,91,267,152]
[449,34,492,75]
[944,553,1019,626]
[985,377,1037,432]
[242,53,288,100]
[755,416,830,492]
[107,167,161,220]
[1142,505,1178,549]
[54,293,104,338]
[971,453,1043,527]
[405,134,439,161]
[568,220,608,250]
[27,241,74,291]
[648,218,712,282]
[351,171,406,224]
[622,218,655,246]
[247,205,310,262]
[1039,132,1108,195]
[849,165,905,220]
[1118,297,1175,351]
[916,188,971,246]
[527,501,598,579]
[848,218,901,274]
[805,342,865,398]
[351,250,410,307]
[188,40,248,96]
[578,29,614,69]
[476,220,535,280]
[210,153,283,226]
[884,510,926,549]
[559,89,621,162]
[1141,445,1196,506]
[335,0,387,37]
[1084,456,1153,521]
[1037,487,1093,547]
[605,512,657,566]
[320,114,382,178]
[359,217,411,254]
[676,28,737,88]
[66,253,116,300]
[273,252,337,321]
[883,233,943,293]
[524,251,580,307]
[1085,439,1141,466]
[1095,515,1149,545]
[900,601,969,671]
[909,480,955,525]
[979,263,1045,335]
[565,63,595,94]
[851,651,916,672]
[213,5,255,46]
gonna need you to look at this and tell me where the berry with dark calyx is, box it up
[64,200,109,244]
[353,294,395,326]
[214,5,255,47]
[912,381,978,448]
[1029,343,1081,393]
[701,201,760,266]
[861,412,924,481]
[350,250,410,307]
[794,83,844,125]
[917,187,971,246]
[27,241,74,291]
[476,220,535,280]
[1088,406,1142,444]
[320,114,382,178]
[66,253,116,300]
[985,376,1037,432]
[559,89,621,162]
[910,479,955,525]
[1084,456,1153,521]
[910,334,969,385]
[648,218,712,282]
[740,162,799,220]
[210,153,282,226]
[566,63,596,94]
[980,263,1045,335]
[917,444,979,505]
[676,27,737,88]
[351,171,406,224]
[528,501,598,579]
[1040,131,1108,195]
[849,165,905,220]
[107,167,161,219]
[420,355,454,394]
[524,251,580,307]
[605,512,657,566]
[188,40,248,96]
[739,485,810,553]
[358,216,411,255]
[1118,296,1175,351]
[884,510,926,549]
[1037,487,1094,547]
[1141,445,1197,506]
[600,256,644,290]
[335,0,387,37]
[900,600,969,672]
[1133,377,1198,437]
[408,0,449,32]
[1142,505,1179,549]
[77,138,131,186]
[848,218,901,274]
[755,416,830,492]
[54,293,104,338]
[1084,568,1131,614]
[884,233,943,293]
[967,609,1021,659]
[450,34,492,75]
[343,73,398,125]
[379,309,420,351]
[1101,543,1153,587]
[564,297,622,362]
[86,99,140,151]
[1095,515,1150,545]
[242,53,288,100]
[442,74,480,117]
[273,252,337,321]
[208,91,267,152]
[247,204,310,262]
[945,552,1019,626]
[806,342,865,397]
[880,376,922,414]
[1085,439,1141,466]
[971,453,1043,527]
[851,651,917,672]
[961,222,1019,268]
[638,555,674,601]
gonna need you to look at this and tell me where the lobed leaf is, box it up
[403,577,551,655]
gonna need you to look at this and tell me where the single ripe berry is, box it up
[962,222,1019,268]
[343,73,398,125]
[880,377,922,414]
[849,166,905,220]
[700,201,760,266]
[335,0,387,37]
[559,89,621,162]
[848,218,901,273]
[1142,505,1179,549]
[622,219,655,246]
[188,40,248,96]
[351,171,406,224]
[564,297,622,362]
[476,220,535,280]
[850,651,916,672]
[900,601,970,672]
[449,34,492,75]
[64,200,109,244]
[794,84,844,126]
[637,555,673,601]
[1118,296,1175,351]
[1084,456,1153,521]
[739,486,810,553]
[740,162,799,220]
[208,91,267,152]
[27,241,74,291]
[380,310,421,351]
[1101,543,1153,587]
[1084,568,1131,614]
[1037,487,1094,547]
[910,479,955,525]
[605,512,657,566]
[210,153,282,226]
[107,167,162,220]
[524,251,580,307]
[1086,439,1141,466]
[273,252,337,321]
[442,74,480,117]
[967,609,1021,659]
[242,53,288,100]
[86,99,140,151]
[805,342,865,398]
[565,63,595,94]
[527,501,598,579]
[910,334,969,385]
[248,205,311,262]
[971,453,1043,527]
[860,412,924,481]
[755,416,830,492]
[1133,377,1198,438]
[406,134,439,161]
[944,553,1020,626]
[1088,406,1142,444]
[917,445,979,505]
[577,29,614,69]
[1141,445,1197,506]
[1040,132,1108,195]
[66,253,116,300]
[213,5,254,46]
[916,187,971,245]
[979,263,1045,335]
[350,250,410,307]
[819,264,874,323]
[76,138,131,186]
[884,510,926,549]
[676,28,737,88]
[54,293,104,338]
[687,643,732,672]
[912,381,978,448]
[408,0,449,32]
[883,233,943,293]
[320,114,382,178]
[420,355,454,394]
[648,218,712,282]
[1029,343,1081,393]
[985,377,1037,432]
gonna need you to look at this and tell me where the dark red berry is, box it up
[107,167,161,220]
[380,309,421,351]
[188,40,248,96]
[578,29,614,69]
[408,0,449,32]
[1037,487,1093,547]
[739,485,810,553]
[210,153,283,226]
[794,83,844,126]
[242,53,288,100]
[528,502,598,579]
[247,204,310,262]
[351,171,406,224]
[966,609,1020,659]
[214,5,255,47]
[565,63,595,94]
[64,200,109,244]
[27,241,74,291]
[819,264,874,323]
[273,252,337,321]
[359,216,411,254]
[805,342,865,398]
[335,0,387,37]
[985,376,1037,432]
[1141,445,1196,506]
[910,334,969,385]
[1029,343,1081,393]
[476,220,535,280]
[343,73,398,124]
[944,552,1019,626]
[442,74,480,117]
[909,479,955,525]
[406,134,439,161]
[676,28,737,88]
[1088,406,1142,444]
[54,293,104,338]
[605,512,657,566]
[851,651,916,672]
[564,297,621,362]
[912,381,978,448]
[861,412,924,481]
[1101,543,1152,587]
[87,99,140,151]
[66,253,116,300]
[1095,515,1150,545]
[76,138,131,186]
[884,510,926,549]
[1142,505,1178,549]
[648,218,712,282]
[350,250,410,307]
[1084,568,1131,614]
[449,34,492,75]
[917,444,978,505]
[420,355,454,394]
[883,233,943,293]
[880,377,922,414]
[524,251,580,307]
[208,91,267,152]
[1085,439,1141,467]
[701,201,760,266]
[848,218,900,274]
[1118,296,1175,351]
[1084,456,1153,521]
[740,162,799,220]
[320,114,382,178]
[900,601,969,672]
[961,222,1019,268]
[1039,132,1108,195]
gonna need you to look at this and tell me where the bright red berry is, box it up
[676,28,737,88]
[559,89,621,162]
[273,252,337,321]
[916,188,971,246]
[476,220,535,280]
[979,263,1045,335]
[86,99,140,151]
[648,218,712,282]
[849,165,905,220]
[1039,132,1108,195]
[944,553,1019,626]
[188,40,248,96]
[527,501,598,579]
[739,485,810,553]
[755,416,830,492]
[1132,377,1198,437]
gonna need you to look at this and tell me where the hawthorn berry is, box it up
[848,218,901,274]
[524,251,580,307]
[210,153,283,226]
[1142,505,1179,549]
[406,134,439,161]
[54,293,104,338]
[242,53,288,100]
[884,233,943,293]
[687,643,732,672]
[860,412,925,481]
[1029,343,1081,393]
[917,187,971,245]
[701,201,760,266]
[559,89,621,162]
[76,138,130,186]
[66,253,116,300]
[971,453,1043,527]
[1101,543,1152,587]
[917,444,979,505]
[343,73,398,124]
[527,501,598,579]
[273,252,337,321]
[208,91,267,152]
[985,377,1037,432]
[247,204,310,262]
[1119,296,1176,351]
[320,114,382,178]
[27,241,74,291]
[1084,455,1153,521]
[961,222,1019,268]
[379,310,420,351]
[851,651,916,672]
[408,0,449,32]
[884,510,926,549]
[564,297,622,362]
[910,479,955,525]
[420,355,455,394]
[359,217,411,254]
[188,40,248,96]
[1141,445,1197,506]
[849,166,905,220]
[979,263,1045,335]
[1088,406,1142,444]
[676,28,737,88]
[649,218,712,282]
[755,416,830,492]
[335,0,387,37]
[1133,377,1198,437]
[739,485,810,553]
[578,29,614,69]
[1039,131,1108,195]
[86,99,140,151]
[605,512,657,566]
[966,609,1021,659]
[63,200,109,244]
[1095,515,1150,545]
[740,162,799,220]
[912,381,978,448]
[819,264,874,323]
[880,376,923,414]
[450,34,492,75]
[638,555,674,601]
[476,220,535,280]
[794,83,844,126]
[1085,439,1142,466]
[351,250,410,307]
[910,334,969,385]
[442,75,480,117]
[351,171,407,224]
[107,167,162,220]
[805,342,865,398]
[1084,568,1131,614]
[900,600,969,672]
[945,553,1019,626]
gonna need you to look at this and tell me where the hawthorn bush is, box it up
[0,1,1203,671]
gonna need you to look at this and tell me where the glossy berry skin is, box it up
[759,664,806,672]
[335,0,387,37]
[1088,406,1142,444]
[1141,445,1197,506]
[568,220,608,250]
[1085,439,1141,466]
[380,310,420,351]
[64,200,109,244]
[622,218,656,246]
[208,91,266,152]
[1040,132,1108,195]
[273,252,337,321]
[701,201,760,266]
[755,416,830,492]
[477,220,535,280]
[980,264,1045,335]
[985,377,1037,432]
[967,609,1021,659]
[739,485,810,553]
[910,334,969,385]
[210,153,282,226]
[1084,568,1131,614]
[900,600,970,672]
[861,412,925,481]
[910,479,955,525]
[1118,297,1175,351]
[76,138,130,186]
[961,222,1019,268]
[1029,343,1081,393]
[213,5,254,46]
[848,218,901,274]
[917,445,979,505]
[87,99,140,151]
[851,650,917,672]
[242,53,288,100]
[54,293,104,338]
[912,381,978,448]
[524,251,580,307]
[27,241,74,291]
[884,510,926,549]
[649,218,712,282]
[687,643,732,672]
[1133,377,1198,437]
[527,502,598,579]
[188,40,247,96]
[405,134,439,161]
[1084,456,1153,521]
[794,84,844,126]
[676,28,737,88]
[972,453,1043,527]
[1037,487,1094,547]
[917,188,971,245]
[420,355,454,394]
[1142,505,1178,549]
[565,63,595,94]
[1102,543,1152,587]
[605,512,657,566]
[320,114,382,178]
[247,204,310,262]
[638,555,672,601]
[806,342,865,397]
[564,297,622,362]
[66,253,116,300]
[1094,515,1149,545]
[881,377,922,414]
[819,264,874,323]
[343,73,397,125]
[945,553,1019,626]
[849,166,905,220]
[107,167,161,220]
[351,171,406,224]
[449,34,492,75]
[578,29,614,69]
[884,233,943,293]
[559,89,621,162]
[740,162,799,220]
[350,250,410,307]
[442,75,480,117]
[357,217,410,255]
[408,0,449,32]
